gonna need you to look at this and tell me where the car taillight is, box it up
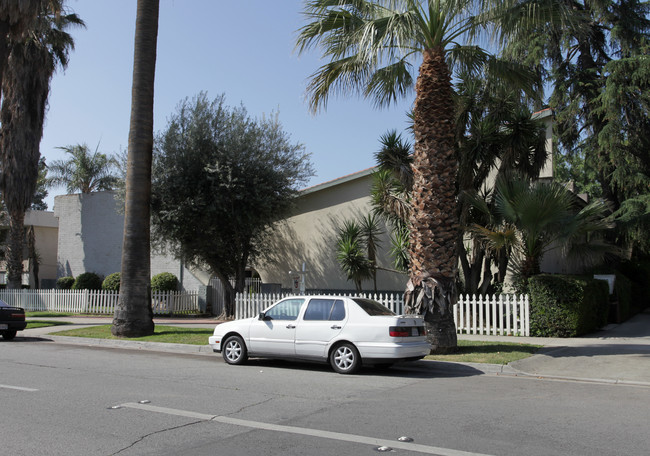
[11,313,24,320]
[389,326,425,337]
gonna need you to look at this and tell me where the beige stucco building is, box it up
[253,168,407,292]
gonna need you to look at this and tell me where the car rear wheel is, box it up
[2,330,17,340]
[330,342,360,374]
[222,335,248,365]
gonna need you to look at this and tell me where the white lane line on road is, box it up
[120,402,493,456]
[0,384,38,392]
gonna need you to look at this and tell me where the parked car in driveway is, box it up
[208,295,430,374]
[0,299,27,340]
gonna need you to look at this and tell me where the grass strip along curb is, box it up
[50,325,542,364]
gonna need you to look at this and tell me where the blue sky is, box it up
[40,0,415,209]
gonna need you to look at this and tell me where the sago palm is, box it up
[297,0,543,350]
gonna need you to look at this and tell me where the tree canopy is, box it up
[151,93,313,315]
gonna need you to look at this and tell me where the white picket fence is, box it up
[235,292,530,337]
[0,289,200,315]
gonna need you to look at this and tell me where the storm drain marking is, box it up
[0,384,38,392]
[119,402,493,456]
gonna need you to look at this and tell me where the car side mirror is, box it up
[258,313,265,320]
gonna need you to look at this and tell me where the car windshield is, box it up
[352,298,395,316]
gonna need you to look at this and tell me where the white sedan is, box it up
[208,295,430,374]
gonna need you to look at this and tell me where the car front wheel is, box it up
[222,335,248,365]
[330,342,360,374]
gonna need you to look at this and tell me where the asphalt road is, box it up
[1,340,649,456]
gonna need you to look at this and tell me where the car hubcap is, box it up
[226,341,241,361]
[335,346,354,370]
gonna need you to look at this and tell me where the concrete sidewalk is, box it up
[19,310,650,386]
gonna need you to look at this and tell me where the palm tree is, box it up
[47,143,119,194]
[111,0,159,337]
[0,1,82,289]
[336,220,373,291]
[0,0,43,102]
[469,174,616,292]
[297,0,545,351]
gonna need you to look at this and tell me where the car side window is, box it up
[303,299,345,321]
[265,299,304,321]
[329,300,345,321]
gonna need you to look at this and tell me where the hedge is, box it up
[528,274,609,337]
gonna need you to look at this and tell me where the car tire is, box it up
[222,335,248,365]
[2,330,17,341]
[330,342,360,374]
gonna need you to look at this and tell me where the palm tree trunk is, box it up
[6,212,25,288]
[112,0,159,337]
[404,47,458,352]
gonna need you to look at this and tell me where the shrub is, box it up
[528,274,609,337]
[102,272,121,291]
[72,272,103,290]
[151,272,178,292]
[57,276,75,289]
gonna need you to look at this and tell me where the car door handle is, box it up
[331,325,341,330]
[286,324,296,329]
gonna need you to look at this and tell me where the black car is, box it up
[0,299,26,340]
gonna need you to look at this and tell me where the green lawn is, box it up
[26,320,74,329]
[425,340,542,364]
[53,325,212,345]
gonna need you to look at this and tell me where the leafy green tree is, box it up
[112,0,159,338]
[506,0,650,254]
[297,0,546,351]
[0,1,82,289]
[151,93,313,316]
[47,143,119,194]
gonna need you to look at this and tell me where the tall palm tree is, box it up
[0,1,82,289]
[0,0,43,102]
[47,143,119,194]
[112,0,159,337]
[297,0,543,351]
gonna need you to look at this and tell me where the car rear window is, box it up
[352,298,395,316]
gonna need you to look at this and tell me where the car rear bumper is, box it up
[0,321,27,331]
[356,341,431,360]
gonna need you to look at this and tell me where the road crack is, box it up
[110,420,203,455]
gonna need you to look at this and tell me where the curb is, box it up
[38,335,216,355]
